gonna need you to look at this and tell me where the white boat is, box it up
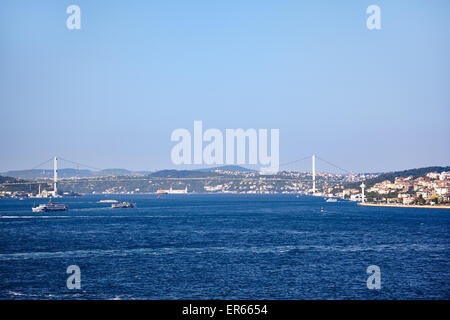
[99,199,118,203]
[326,198,338,203]
[111,202,135,209]
[157,187,188,194]
[32,198,68,212]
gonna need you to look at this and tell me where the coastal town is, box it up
[0,169,365,197]
[0,166,449,208]
[331,171,450,206]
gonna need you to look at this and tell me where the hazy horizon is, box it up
[2,162,450,176]
[1,1,449,173]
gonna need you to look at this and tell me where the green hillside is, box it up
[347,166,450,188]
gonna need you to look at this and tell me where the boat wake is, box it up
[0,243,447,261]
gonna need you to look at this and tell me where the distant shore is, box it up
[358,203,450,210]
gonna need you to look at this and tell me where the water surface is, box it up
[0,195,448,299]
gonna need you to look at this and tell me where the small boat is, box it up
[32,198,68,212]
[99,199,118,203]
[111,202,135,209]
[326,198,337,203]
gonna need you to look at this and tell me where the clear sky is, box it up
[1,0,449,173]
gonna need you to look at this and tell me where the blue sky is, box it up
[1,0,449,173]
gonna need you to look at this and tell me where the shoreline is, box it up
[358,203,450,210]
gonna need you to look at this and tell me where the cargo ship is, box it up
[32,198,68,212]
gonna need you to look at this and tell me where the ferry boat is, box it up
[32,198,68,212]
[111,202,135,209]
[99,199,118,203]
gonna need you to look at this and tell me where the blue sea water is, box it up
[0,194,449,300]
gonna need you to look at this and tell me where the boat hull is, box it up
[111,202,135,209]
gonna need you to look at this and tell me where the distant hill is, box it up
[3,169,92,179]
[2,168,141,179]
[148,166,254,178]
[197,165,255,172]
[98,168,133,176]
[149,170,221,178]
[347,166,450,188]
[0,175,24,184]
[2,165,253,179]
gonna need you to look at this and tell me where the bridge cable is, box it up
[279,155,312,168]
[315,156,354,175]
[30,158,53,170]
[58,157,102,172]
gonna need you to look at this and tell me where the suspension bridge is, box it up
[1,155,359,198]
[278,154,356,194]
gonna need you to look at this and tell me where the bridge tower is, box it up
[312,154,316,195]
[53,156,58,197]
